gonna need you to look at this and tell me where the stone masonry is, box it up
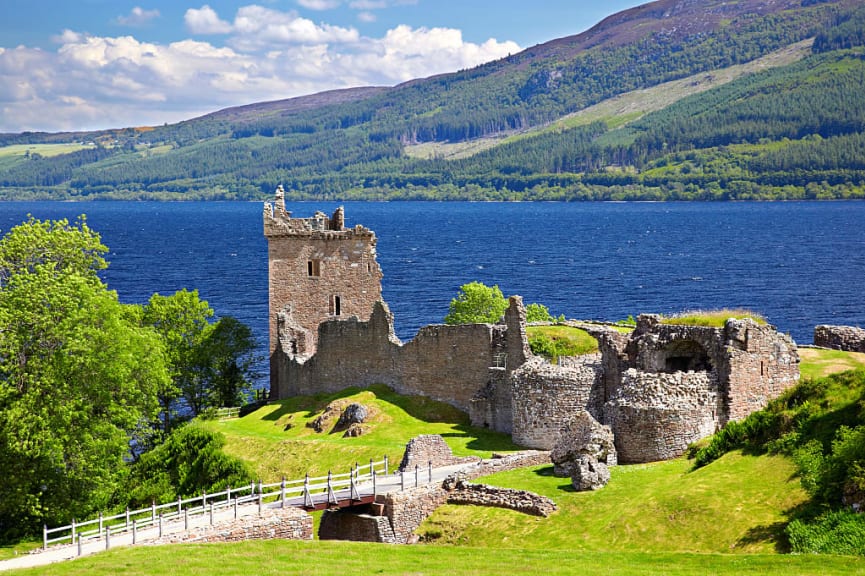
[319,439,554,544]
[814,325,865,353]
[397,434,481,472]
[264,187,383,390]
[265,198,801,464]
[150,507,312,545]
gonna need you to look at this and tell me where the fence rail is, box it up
[43,456,392,551]
[215,406,241,420]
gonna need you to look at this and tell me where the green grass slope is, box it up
[199,384,520,482]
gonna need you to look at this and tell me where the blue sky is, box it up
[0,1,646,132]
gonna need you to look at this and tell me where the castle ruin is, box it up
[265,197,800,463]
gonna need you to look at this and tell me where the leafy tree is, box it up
[143,290,259,430]
[525,303,554,323]
[199,316,260,409]
[142,289,213,431]
[0,217,168,538]
[444,281,508,325]
[124,424,254,508]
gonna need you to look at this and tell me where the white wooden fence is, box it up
[43,457,391,552]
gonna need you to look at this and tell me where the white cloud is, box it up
[357,11,376,22]
[116,7,161,27]
[0,4,521,132]
[297,0,342,9]
[185,5,233,35]
[230,5,359,48]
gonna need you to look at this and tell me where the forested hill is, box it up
[2,0,865,201]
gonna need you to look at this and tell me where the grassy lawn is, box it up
[419,452,806,554]
[199,384,520,482]
[7,541,865,576]
[799,348,865,380]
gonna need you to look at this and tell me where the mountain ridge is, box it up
[1,0,863,201]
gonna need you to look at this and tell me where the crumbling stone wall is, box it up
[151,507,312,545]
[605,369,719,463]
[814,325,865,353]
[375,460,557,544]
[443,478,556,517]
[724,319,800,423]
[510,356,604,449]
[274,298,530,427]
[397,435,481,472]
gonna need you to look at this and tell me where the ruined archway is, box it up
[662,339,712,373]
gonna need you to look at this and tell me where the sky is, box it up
[0,0,648,133]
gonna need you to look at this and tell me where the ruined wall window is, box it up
[330,295,341,316]
[308,259,321,277]
[662,339,712,373]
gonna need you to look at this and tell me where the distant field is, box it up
[0,143,95,159]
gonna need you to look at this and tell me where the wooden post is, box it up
[234,496,238,519]
[372,469,377,497]
[42,524,47,551]
[105,525,110,550]
[77,533,82,557]
[159,513,163,538]
[177,496,182,515]
[258,491,263,516]
[71,518,77,545]
[209,502,214,525]
[280,477,286,509]
[132,519,137,545]
[184,508,189,531]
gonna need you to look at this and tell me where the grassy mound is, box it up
[660,309,767,327]
[199,384,520,482]
[527,325,599,361]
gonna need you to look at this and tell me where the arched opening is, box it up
[663,339,712,373]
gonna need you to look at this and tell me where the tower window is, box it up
[308,259,321,277]
[330,295,342,316]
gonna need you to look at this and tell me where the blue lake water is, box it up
[1,200,864,385]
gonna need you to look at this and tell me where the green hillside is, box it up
[1,0,863,200]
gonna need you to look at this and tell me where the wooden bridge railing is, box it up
[43,457,391,551]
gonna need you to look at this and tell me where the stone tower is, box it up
[263,186,383,391]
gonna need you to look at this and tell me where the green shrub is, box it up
[124,424,254,507]
[787,509,865,555]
